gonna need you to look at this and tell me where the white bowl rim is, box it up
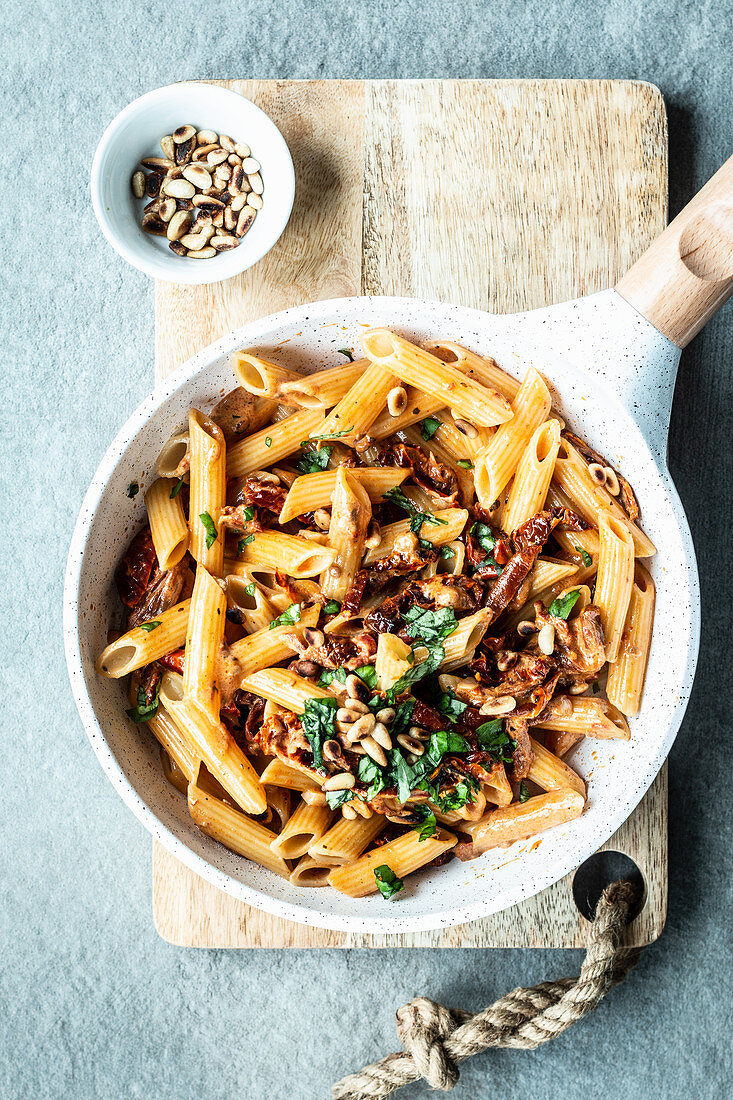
[64,294,700,933]
[90,81,295,286]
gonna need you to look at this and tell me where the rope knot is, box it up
[395,997,460,1091]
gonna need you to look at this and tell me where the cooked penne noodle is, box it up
[552,438,656,557]
[240,668,337,714]
[362,507,469,563]
[225,571,280,633]
[289,856,334,887]
[155,427,190,479]
[188,410,226,575]
[278,467,408,524]
[321,468,372,601]
[160,747,190,795]
[231,351,303,397]
[473,368,551,508]
[440,609,492,670]
[188,783,290,878]
[328,828,457,897]
[482,765,514,807]
[375,633,413,691]
[96,600,190,677]
[227,606,320,676]
[370,389,446,439]
[309,362,399,443]
[308,814,384,866]
[500,418,561,533]
[277,361,365,409]
[236,530,336,578]
[361,329,513,428]
[424,340,522,402]
[159,672,267,815]
[183,566,226,721]
[527,737,586,796]
[526,558,579,604]
[227,408,326,477]
[260,758,324,791]
[270,800,334,859]
[606,563,655,715]
[533,696,631,740]
[456,789,585,857]
[149,705,198,782]
[398,426,475,505]
[145,477,189,570]
[595,513,635,663]
[264,786,294,833]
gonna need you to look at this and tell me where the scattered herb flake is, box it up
[426,729,470,766]
[374,864,403,899]
[476,720,516,763]
[382,487,448,534]
[265,436,272,448]
[269,603,302,629]
[403,606,458,644]
[127,482,139,498]
[139,621,161,633]
[323,599,341,615]
[575,545,593,567]
[306,426,355,442]
[237,534,255,554]
[437,692,467,722]
[297,445,333,474]
[413,805,438,841]
[457,459,473,469]
[300,697,338,769]
[549,590,581,620]
[420,416,440,441]
[199,512,218,550]
[170,476,185,499]
[337,348,354,361]
[439,545,456,559]
[386,641,444,700]
[519,780,530,803]
[126,682,160,724]
[244,583,256,597]
[325,788,357,810]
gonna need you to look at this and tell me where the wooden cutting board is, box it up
[153,78,668,948]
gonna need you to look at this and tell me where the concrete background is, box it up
[2,1,731,1097]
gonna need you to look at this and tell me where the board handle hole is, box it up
[572,851,645,923]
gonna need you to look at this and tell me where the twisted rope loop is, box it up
[333,880,640,1100]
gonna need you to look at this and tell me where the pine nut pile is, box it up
[131,125,264,259]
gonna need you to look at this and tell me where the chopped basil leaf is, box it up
[126,682,160,723]
[382,487,448,534]
[265,436,272,447]
[323,599,341,615]
[358,755,388,801]
[413,804,438,841]
[199,512,218,550]
[549,590,581,620]
[374,864,403,899]
[318,666,347,688]
[470,521,496,552]
[426,729,470,766]
[436,779,478,812]
[139,621,161,632]
[476,720,516,763]
[386,641,444,700]
[390,699,416,738]
[325,788,357,810]
[519,780,530,803]
[356,665,378,689]
[337,348,354,361]
[456,459,473,469]
[403,606,458,645]
[389,749,418,804]
[127,482,139,498]
[575,545,593,567]
[244,583,256,597]
[170,476,185,499]
[420,416,440,441]
[437,691,467,722]
[237,534,254,554]
[300,697,338,769]
[306,426,355,442]
[440,546,456,559]
[297,445,333,474]
[269,603,302,629]
[241,505,255,521]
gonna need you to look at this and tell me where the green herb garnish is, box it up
[269,603,302,629]
[426,729,470,766]
[127,482,139,498]
[199,512,218,550]
[456,459,473,469]
[403,606,458,645]
[337,348,354,361]
[437,692,467,722]
[265,436,272,448]
[374,865,403,899]
[420,416,440,441]
[170,476,185,499]
[436,780,478,812]
[126,682,160,723]
[325,789,357,810]
[549,590,581,620]
[297,445,333,474]
[300,697,338,769]
[237,534,255,555]
[323,599,341,615]
[244,583,256,597]
[386,641,444,700]
[575,545,593,567]
[519,780,530,803]
[139,621,161,633]
[318,664,377,689]
[439,545,456,559]
[476,720,516,764]
[382,487,448,535]
[306,426,355,442]
[358,755,389,801]
[413,805,438,841]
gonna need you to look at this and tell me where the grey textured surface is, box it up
[2,2,732,1098]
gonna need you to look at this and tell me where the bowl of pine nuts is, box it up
[91,82,295,285]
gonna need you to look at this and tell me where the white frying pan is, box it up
[64,158,733,933]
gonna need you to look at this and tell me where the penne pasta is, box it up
[183,566,226,721]
[288,856,334,887]
[456,789,585,858]
[278,467,409,524]
[96,600,190,677]
[533,696,631,740]
[240,668,337,714]
[527,737,586,796]
[500,418,561,533]
[270,799,334,859]
[231,351,303,397]
[362,507,469,563]
[277,361,365,409]
[320,468,372,601]
[188,409,226,576]
[227,408,326,477]
[473,368,551,508]
[595,513,635,663]
[375,633,413,691]
[308,814,384,866]
[440,609,492,670]
[260,757,324,792]
[424,340,522,402]
[308,361,400,444]
[236,530,336,578]
[188,783,291,878]
[328,828,457,897]
[606,563,655,716]
[145,477,189,570]
[361,329,513,428]
[227,606,320,676]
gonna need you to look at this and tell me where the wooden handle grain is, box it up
[616,155,733,347]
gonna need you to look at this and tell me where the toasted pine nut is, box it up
[162,178,195,199]
[375,707,395,725]
[453,418,478,438]
[248,172,264,195]
[538,623,555,655]
[246,192,263,209]
[234,142,251,158]
[348,713,376,742]
[169,241,187,256]
[160,135,175,160]
[387,385,408,416]
[496,650,518,672]
[196,129,218,145]
[219,134,236,153]
[230,193,248,212]
[235,207,256,237]
[336,707,363,725]
[323,772,356,792]
[397,733,424,756]
[182,164,212,189]
[604,467,620,495]
[408,726,430,741]
[361,736,387,767]
[224,207,237,231]
[345,674,371,702]
[207,148,229,168]
[186,247,217,259]
[588,462,606,485]
[556,695,573,717]
[241,156,261,173]
[517,620,538,637]
[313,508,331,530]
[303,628,324,647]
[569,682,589,695]
[131,170,145,198]
[479,695,516,716]
[302,789,327,806]
[179,232,207,251]
[370,722,392,750]
[342,804,358,819]
[141,213,166,235]
[157,198,176,222]
[211,234,239,251]
[173,125,196,144]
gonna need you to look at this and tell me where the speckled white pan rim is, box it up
[64,295,700,934]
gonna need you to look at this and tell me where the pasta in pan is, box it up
[100,329,655,900]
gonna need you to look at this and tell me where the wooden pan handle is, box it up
[616,155,733,348]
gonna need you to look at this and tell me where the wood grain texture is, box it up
[153,78,668,949]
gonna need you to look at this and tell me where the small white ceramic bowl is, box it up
[90,82,295,285]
